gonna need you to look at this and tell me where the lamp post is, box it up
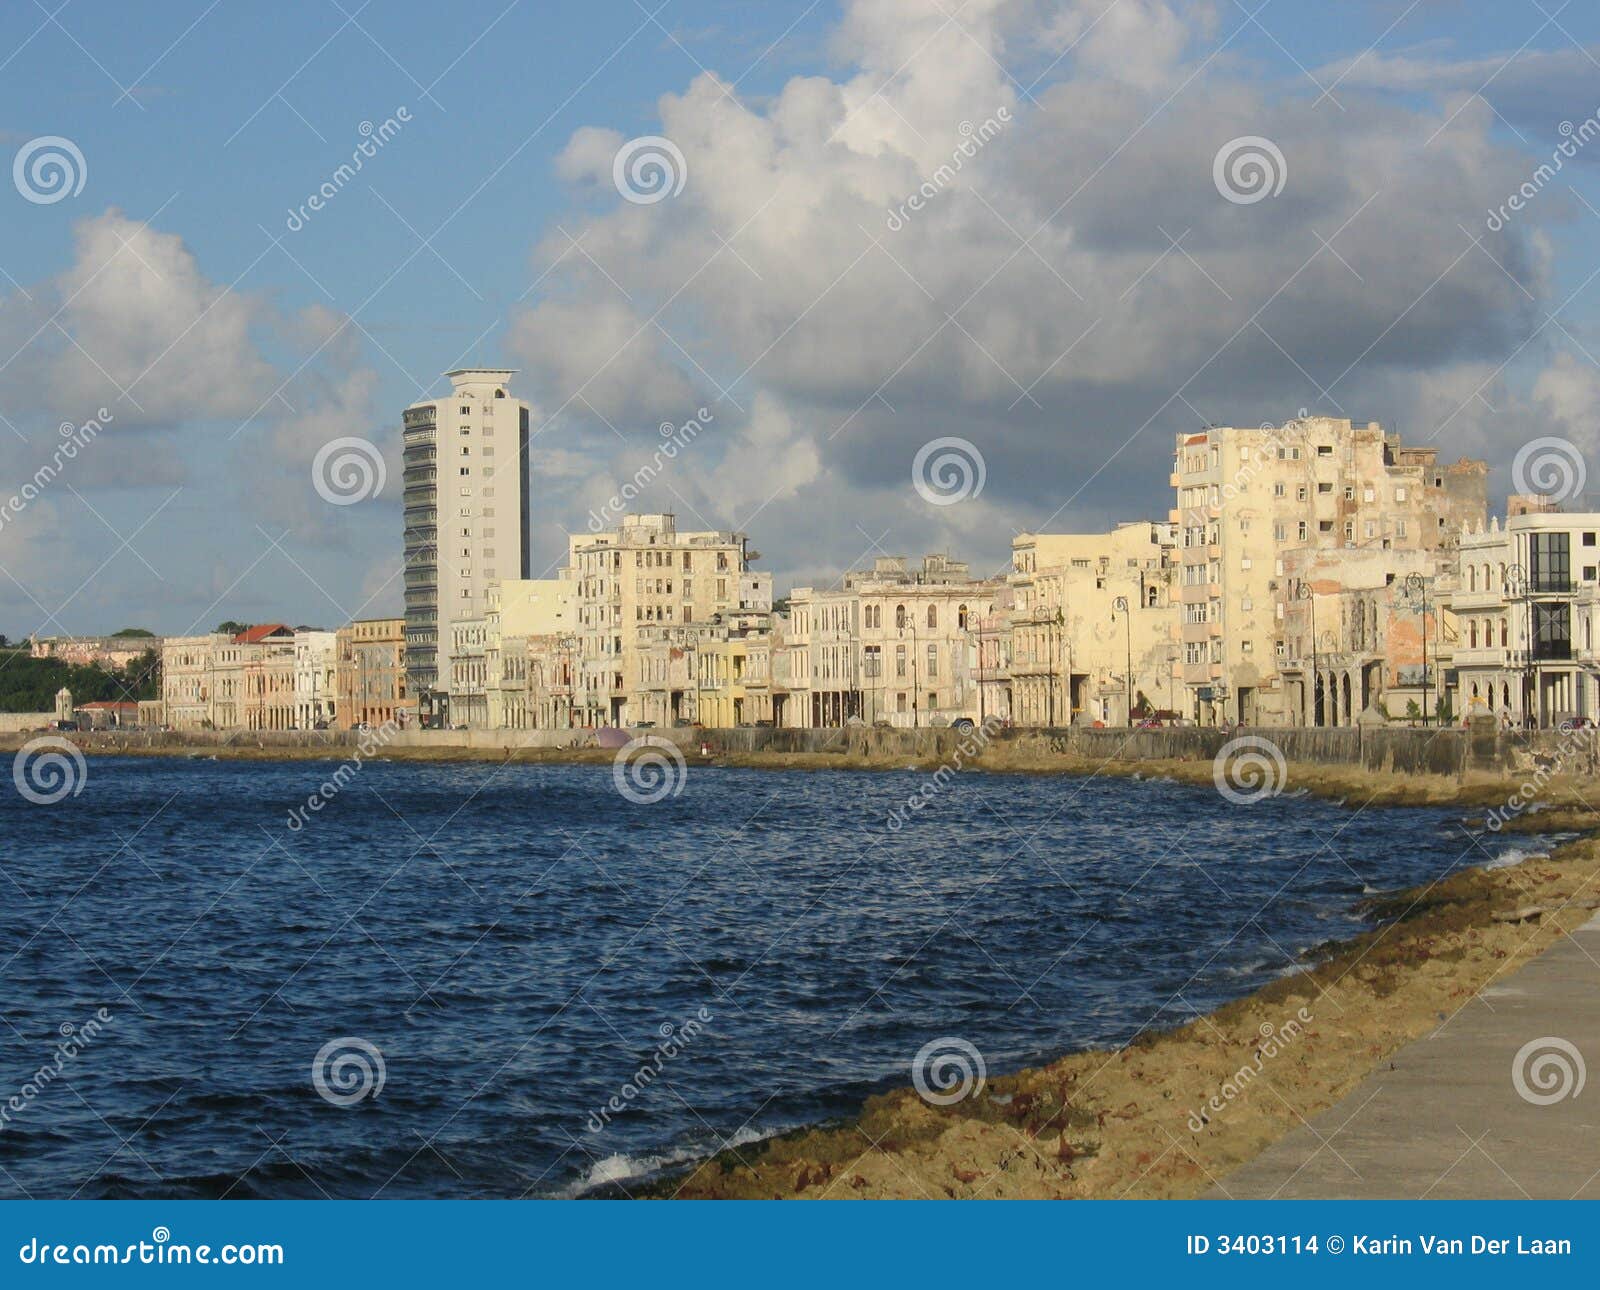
[1404,573,1431,726]
[1506,563,1533,728]
[1112,596,1132,726]
[1295,582,1318,726]
[899,622,920,728]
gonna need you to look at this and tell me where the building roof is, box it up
[233,623,293,643]
[78,700,140,712]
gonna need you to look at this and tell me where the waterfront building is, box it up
[161,633,230,730]
[403,369,535,723]
[567,514,767,726]
[480,577,576,730]
[1276,545,1447,725]
[1170,415,1487,725]
[1006,523,1178,727]
[1447,508,1600,727]
[236,624,297,731]
[293,630,338,729]
[334,617,410,730]
[786,555,1003,727]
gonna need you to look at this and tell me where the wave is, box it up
[560,1124,784,1198]
[1486,846,1550,870]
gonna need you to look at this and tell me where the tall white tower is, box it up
[402,369,532,716]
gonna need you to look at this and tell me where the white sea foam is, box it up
[1486,846,1549,871]
[562,1124,782,1197]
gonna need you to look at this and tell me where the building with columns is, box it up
[1448,508,1600,727]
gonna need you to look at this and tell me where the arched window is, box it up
[896,604,906,629]
[1500,618,1508,647]
[1147,586,1158,607]
[1468,565,1477,591]
[958,605,968,630]
[1469,620,1478,647]
[927,605,937,630]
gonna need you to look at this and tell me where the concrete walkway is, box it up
[1217,914,1600,1199]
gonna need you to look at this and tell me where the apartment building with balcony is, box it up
[402,369,534,723]
[1006,522,1178,727]
[1170,415,1486,725]
[786,555,1002,728]
[1448,508,1600,726]
[334,617,409,730]
[567,514,765,726]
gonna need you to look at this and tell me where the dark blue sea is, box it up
[0,755,1551,1198]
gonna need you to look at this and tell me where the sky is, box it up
[3,0,1600,636]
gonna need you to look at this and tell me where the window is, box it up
[1317,482,1332,494]
[1297,522,1308,541]
[926,644,937,678]
[896,604,907,629]
[895,645,907,678]
[1273,483,1285,497]
[1584,533,1597,547]
[1317,444,1332,457]
[1533,602,1572,660]
[927,605,937,629]
[1395,487,1407,502]
[1530,531,1572,593]
[1273,523,1286,541]
[1297,486,1308,501]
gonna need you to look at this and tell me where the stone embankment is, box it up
[3,720,1585,780]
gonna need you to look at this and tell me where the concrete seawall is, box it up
[10,721,1579,776]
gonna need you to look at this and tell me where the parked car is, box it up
[52,719,80,732]
[634,720,656,728]
[952,717,976,733]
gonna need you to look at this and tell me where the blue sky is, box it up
[4,0,1600,634]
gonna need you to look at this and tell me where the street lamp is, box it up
[1404,572,1431,726]
[1295,582,1318,726]
[1506,563,1533,728]
[1112,596,1132,726]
